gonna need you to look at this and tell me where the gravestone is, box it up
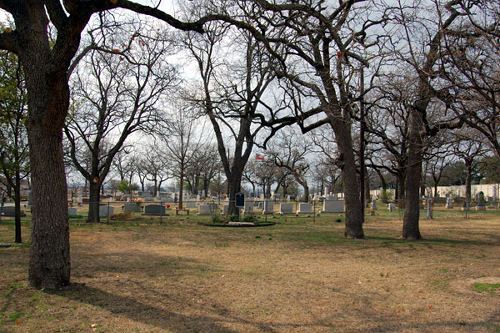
[475,191,486,211]
[262,200,274,214]
[0,206,26,217]
[387,203,395,212]
[198,203,218,215]
[243,200,255,215]
[297,202,313,214]
[144,204,165,216]
[445,196,453,209]
[279,202,294,215]
[426,198,433,219]
[322,199,344,213]
[99,205,114,218]
[124,202,141,213]
[68,207,78,217]
[371,199,377,210]
[235,192,245,208]
[185,201,198,209]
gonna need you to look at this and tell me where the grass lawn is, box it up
[0,208,499,332]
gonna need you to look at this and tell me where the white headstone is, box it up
[243,199,254,215]
[387,203,395,212]
[262,200,274,214]
[198,203,218,215]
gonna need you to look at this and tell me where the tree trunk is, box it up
[203,176,210,198]
[403,108,423,240]
[465,162,473,207]
[88,180,101,223]
[28,123,70,289]
[365,170,371,206]
[227,171,243,217]
[332,123,364,238]
[302,182,310,202]
[14,170,22,244]
[179,171,184,210]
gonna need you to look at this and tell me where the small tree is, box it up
[0,51,29,243]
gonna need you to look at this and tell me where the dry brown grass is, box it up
[1,211,499,333]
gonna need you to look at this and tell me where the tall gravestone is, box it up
[475,192,486,211]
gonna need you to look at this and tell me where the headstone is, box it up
[387,203,395,212]
[243,200,255,215]
[124,202,141,213]
[476,191,486,210]
[370,199,377,210]
[279,202,294,215]
[185,201,198,209]
[99,205,114,218]
[144,204,165,216]
[445,196,453,209]
[235,192,245,208]
[426,198,433,219]
[198,203,218,215]
[297,202,313,214]
[0,206,26,217]
[68,207,78,217]
[262,200,274,214]
[322,200,344,213]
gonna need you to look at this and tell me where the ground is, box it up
[0,208,499,333]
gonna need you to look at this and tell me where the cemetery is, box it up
[0,1,499,332]
[1,204,499,332]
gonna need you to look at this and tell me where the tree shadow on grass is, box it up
[50,283,238,333]
[367,235,500,247]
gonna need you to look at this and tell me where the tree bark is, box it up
[227,169,243,217]
[333,123,364,238]
[28,122,70,289]
[465,161,473,207]
[88,180,100,223]
[402,107,423,240]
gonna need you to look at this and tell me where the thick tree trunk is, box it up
[403,108,423,240]
[302,182,310,202]
[227,171,243,217]
[333,124,364,238]
[14,170,22,244]
[28,124,70,289]
[88,181,101,223]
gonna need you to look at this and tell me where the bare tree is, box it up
[0,0,222,289]
[453,130,488,207]
[268,128,311,202]
[159,105,205,209]
[0,51,29,243]
[383,0,476,239]
[65,21,178,222]
[239,0,393,238]
[182,19,290,217]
